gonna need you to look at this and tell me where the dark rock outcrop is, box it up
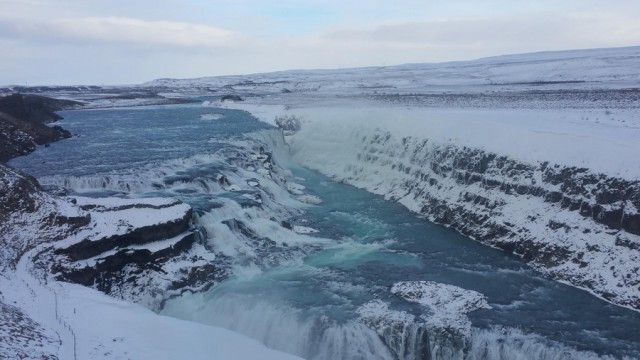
[45,197,222,310]
[220,94,243,102]
[0,162,43,217]
[0,93,80,161]
[56,233,198,290]
[0,163,90,270]
[0,93,81,124]
[55,207,193,261]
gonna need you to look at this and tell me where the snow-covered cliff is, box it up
[284,106,640,311]
[213,43,640,312]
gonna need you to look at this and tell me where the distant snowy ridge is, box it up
[146,46,640,91]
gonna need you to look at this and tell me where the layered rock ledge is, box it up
[46,196,222,310]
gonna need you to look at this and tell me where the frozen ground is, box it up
[148,46,640,93]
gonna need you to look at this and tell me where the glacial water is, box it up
[10,103,640,359]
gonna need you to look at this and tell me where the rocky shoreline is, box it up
[0,93,227,300]
[0,93,82,161]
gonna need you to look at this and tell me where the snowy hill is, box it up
[145,46,640,92]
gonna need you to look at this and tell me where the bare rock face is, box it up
[56,200,194,261]
[0,93,80,161]
[0,163,89,271]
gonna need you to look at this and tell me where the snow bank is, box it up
[57,282,302,360]
[207,101,286,127]
[391,281,491,336]
[289,106,640,180]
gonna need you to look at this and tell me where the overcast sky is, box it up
[1,0,639,85]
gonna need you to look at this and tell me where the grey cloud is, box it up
[0,16,242,49]
[324,14,640,49]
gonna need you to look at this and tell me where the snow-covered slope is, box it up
[0,163,87,272]
[0,261,302,360]
[146,46,640,93]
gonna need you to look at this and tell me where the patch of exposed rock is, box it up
[0,163,89,271]
[0,93,81,124]
[0,93,81,161]
[46,197,224,310]
[221,94,244,102]
[0,301,59,360]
